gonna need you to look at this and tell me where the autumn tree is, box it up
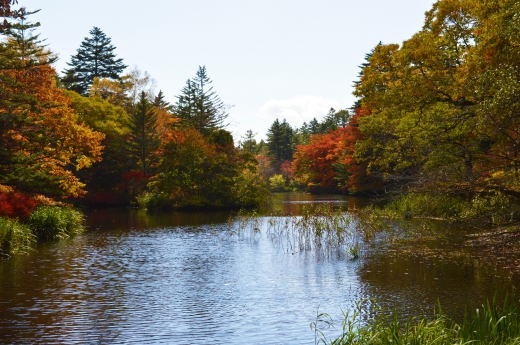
[63,27,127,95]
[351,0,520,212]
[0,9,104,199]
[292,107,382,194]
[0,65,104,198]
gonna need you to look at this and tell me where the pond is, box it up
[0,193,517,344]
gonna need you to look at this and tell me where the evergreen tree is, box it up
[0,1,25,30]
[308,118,320,134]
[63,27,127,96]
[129,92,159,175]
[154,90,170,109]
[174,66,228,136]
[319,108,338,133]
[266,119,294,161]
[352,42,380,109]
[334,109,350,127]
[3,8,56,69]
[239,130,258,154]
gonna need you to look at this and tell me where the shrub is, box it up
[233,169,270,208]
[27,206,85,240]
[0,192,39,220]
[0,217,35,255]
[269,174,287,192]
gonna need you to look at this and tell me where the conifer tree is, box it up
[129,92,159,175]
[154,90,170,109]
[174,66,228,136]
[63,27,127,95]
[266,119,294,161]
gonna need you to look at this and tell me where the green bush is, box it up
[233,169,270,208]
[0,217,35,255]
[269,174,287,192]
[27,206,85,240]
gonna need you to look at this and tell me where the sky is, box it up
[20,0,435,141]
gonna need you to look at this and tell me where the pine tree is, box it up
[0,0,24,30]
[267,119,294,161]
[239,129,258,154]
[174,66,228,136]
[129,92,160,175]
[63,27,127,96]
[3,8,56,69]
[352,42,380,109]
[154,90,170,109]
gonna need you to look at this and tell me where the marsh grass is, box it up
[231,205,364,258]
[372,192,520,227]
[27,206,85,240]
[0,217,35,256]
[319,294,520,345]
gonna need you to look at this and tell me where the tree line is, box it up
[0,4,268,219]
[251,0,520,223]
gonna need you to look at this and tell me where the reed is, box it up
[233,204,361,257]
[321,294,520,345]
[0,217,35,256]
[27,206,85,240]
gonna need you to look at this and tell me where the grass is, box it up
[231,205,362,258]
[0,217,35,257]
[371,191,520,226]
[317,294,520,345]
[26,206,85,240]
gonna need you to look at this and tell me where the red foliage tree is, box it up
[339,107,383,194]
[292,107,383,194]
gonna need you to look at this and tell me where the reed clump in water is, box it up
[319,294,520,345]
[234,204,363,258]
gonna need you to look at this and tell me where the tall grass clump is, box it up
[322,294,520,345]
[27,206,85,240]
[0,217,35,256]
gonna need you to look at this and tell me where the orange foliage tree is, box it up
[0,64,104,198]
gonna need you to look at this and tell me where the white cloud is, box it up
[258,95,342,127]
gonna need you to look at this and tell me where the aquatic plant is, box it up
[27,206,85,240]
[0,217,35,256]
[232,204,363,257]
[321,294,520,345]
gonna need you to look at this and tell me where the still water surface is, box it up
[0,193,516,344]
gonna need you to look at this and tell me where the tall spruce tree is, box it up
[174,66,228,136]
[129,92,159,175]
[266,119,294,161]
[352,42,380,109]
[63,27,127,96]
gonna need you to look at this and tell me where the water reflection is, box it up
[0,193,517,344]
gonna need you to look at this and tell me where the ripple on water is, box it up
[0,208,516,344]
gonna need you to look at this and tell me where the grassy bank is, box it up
[369,191,519,226]
[318,294,520,345]
[0,206,84,257]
